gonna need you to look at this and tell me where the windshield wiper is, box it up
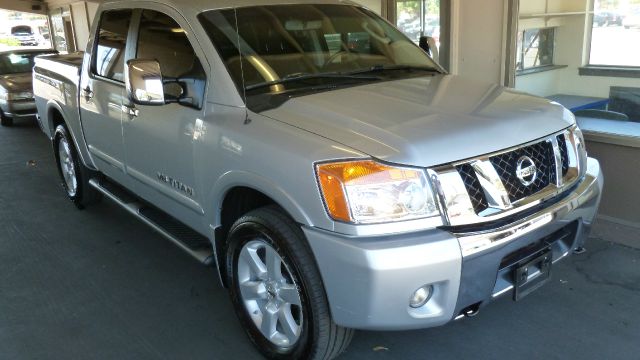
[245,72,381,91]
[346,64,441,76]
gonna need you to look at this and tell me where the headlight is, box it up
[315,159,440,224]
[0,91,33,101]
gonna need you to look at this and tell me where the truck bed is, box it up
[33,52,83,139]
[34,52,83,84]
[33,51,93,168]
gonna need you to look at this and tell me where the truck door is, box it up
[122,8,206,227]
[79,9,134,187]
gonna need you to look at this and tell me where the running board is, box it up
[89,178,214,266]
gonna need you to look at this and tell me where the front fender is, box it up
[207,170,314,229]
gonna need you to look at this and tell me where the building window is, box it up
[589,0,640,67]
[516,27,555,71]
[396,0,440,47]
[393,0,450,70]
[93,9,132,82]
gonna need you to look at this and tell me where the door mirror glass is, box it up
[125,59,165,105]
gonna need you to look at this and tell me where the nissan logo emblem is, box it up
[516,156,537,186]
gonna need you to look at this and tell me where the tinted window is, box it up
[136,10,198,79]
[94,9,132,82]
[199,5,438,92]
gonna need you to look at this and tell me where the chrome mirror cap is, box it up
[125,59,165,106]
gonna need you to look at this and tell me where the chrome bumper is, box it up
[1,99,37,118]
[305,158,602,331]
[455,158,603,258]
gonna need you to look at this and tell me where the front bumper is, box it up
[305,158,603,330]
[1,99,37,119]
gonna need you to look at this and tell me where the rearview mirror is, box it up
[419,36,439,63]
[125,59,165,106]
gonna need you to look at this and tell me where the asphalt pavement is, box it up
[1,119,639,360]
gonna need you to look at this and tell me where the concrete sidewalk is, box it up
[1,120,639,360]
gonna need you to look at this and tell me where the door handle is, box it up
[121,104,139,118]
[82,87,93,101]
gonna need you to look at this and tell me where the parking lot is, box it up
[1,120,639,360]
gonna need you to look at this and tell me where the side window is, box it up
[136,10,200,98]
[93,9,132,82]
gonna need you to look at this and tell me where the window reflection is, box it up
[94,9,132,82]
[136,10,200,98]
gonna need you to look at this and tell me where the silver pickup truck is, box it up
[33,0,603,359]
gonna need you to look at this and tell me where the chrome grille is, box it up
[456,163,489,213]
[557,134,569,176]
[436,127,582,227]
[489,140,555,202]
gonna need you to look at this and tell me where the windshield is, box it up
[0,52,53,75]
[199,4,440,95]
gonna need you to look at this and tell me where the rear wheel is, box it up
[54,124,101,208]
[227,206,354,360]
[0,110,13,127]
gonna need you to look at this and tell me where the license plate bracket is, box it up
[513,249,552,301]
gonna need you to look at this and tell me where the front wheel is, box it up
[226,206,354,360]
[53,124,101,208]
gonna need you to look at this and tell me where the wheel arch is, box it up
[209,172,315,287]
[46,100,96,170]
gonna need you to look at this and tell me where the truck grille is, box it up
[557,134,570,176]
[489,140,555,202]
[454,133,573,215]
[456,163,489,213]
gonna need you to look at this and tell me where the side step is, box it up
[89,178,214,265]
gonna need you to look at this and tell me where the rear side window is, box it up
[93,9,132,82]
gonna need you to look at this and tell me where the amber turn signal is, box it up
[315,160,423,223]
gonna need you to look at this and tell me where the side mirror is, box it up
[125,59,165,106]
[419,36,439,63]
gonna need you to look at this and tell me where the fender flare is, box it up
[207,170,314,229]
[46,99,96,170]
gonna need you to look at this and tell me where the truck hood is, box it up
[0,72,33,93]
[260,74,575,167]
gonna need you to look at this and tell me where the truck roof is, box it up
[104,0,362,12]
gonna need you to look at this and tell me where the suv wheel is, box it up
[53,124,101,208]
[0,110,13,127]
[227,206,354,360]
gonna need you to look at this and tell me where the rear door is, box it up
[79,8,134,186]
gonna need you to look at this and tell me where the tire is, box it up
[53,124,101,209]
[0,110,13,127]
[226,206,354,360]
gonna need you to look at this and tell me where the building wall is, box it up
[70,2,89,50]
[85,1,98,26]
[356,0,382,14]
[450,0,509,84]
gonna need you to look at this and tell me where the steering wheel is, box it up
[324,50,358,67]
